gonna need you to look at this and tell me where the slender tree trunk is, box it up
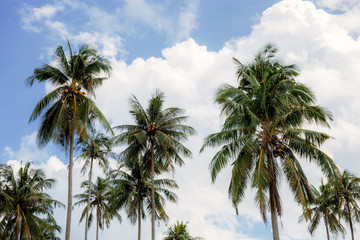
[138,201,141,240]
[65,124,75,240]
[85,157,94,240]
[15,216,20,240]
[96,205,99,240]
[268,150,280,240]
[269,185,280,240]
[324,215,330,240]
[347,202,355,240]
[151,141,156,240]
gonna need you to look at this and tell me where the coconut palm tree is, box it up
[201,44,338,240]
[27,40,112,240]
[163,221,202,240]
[333,170,360,240]
[0,162,63,240]
[76,132,114,240]
[113,90,195,240]
[35,216,62,240]
[74,177,121,240]
[109,155,178,240]
[300,181,345,240]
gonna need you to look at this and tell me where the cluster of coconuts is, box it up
[63,87,85,99]
[273,144,285,158]
[149,124,157,134]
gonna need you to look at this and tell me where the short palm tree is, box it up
[114,90,195,240]
[300,181,345,240]
[74,177,121,240]
[333,170,360,240]
[76,132,114,240]
[27,40,112,240]
[163,221,202,240]
[0,162,63,240]
[201,44,338,240]
[35,216,62,240]
[109,156,178,240]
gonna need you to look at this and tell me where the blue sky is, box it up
[2,0,360,239]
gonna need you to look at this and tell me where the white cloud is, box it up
[175,0,199,41]
[20,0,199,46]
[3,132,50,163]
[316,0,360,10]
[20,4,64,32]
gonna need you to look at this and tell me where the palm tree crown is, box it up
[201,44,337,240]
[163,221,202,240]
[0,162,63,240]
[76,132,114,240]
[109,156,178,240]
[300,181,345,240]
[114,90,196,240]
[74,177,121,240]
[333,170,360,240]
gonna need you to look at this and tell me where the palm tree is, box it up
[200,44,338,240]
[35,216,62,240]
[163,221,202,240]
[109,155,178,240]
[74,177,121,240]
[0,162,63,240]
[333,170,360,240]
[76,132,114,240]
[27,40,113,240]
[113,90,196,240]
[300,181,345,240]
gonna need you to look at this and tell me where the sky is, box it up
[1,0,360,239]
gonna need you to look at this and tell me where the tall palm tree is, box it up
[163,221,202,240]
[201,44,338,240]
[0,162,63,240]
[333,170,360,240]
[114,90,196,240]
[109,156,178,240]
[76,132,114,240]
[300,181,345,240]
[27,40,113,240]
[74,177,121,240]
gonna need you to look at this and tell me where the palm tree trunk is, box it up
[269,185,280,240]
[138,201,141,240]
[268,151,280,240]
[151,140,156,240]
[324,215,330,240]
[15,216,20,240]
[96,205,99,240]
[85,157,94,240]
[65,124,75,240]
[347,202,355,240]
